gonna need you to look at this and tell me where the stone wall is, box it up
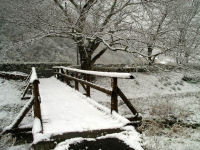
[0,62,71,77]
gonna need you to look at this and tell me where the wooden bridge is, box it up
[3,67,141,150]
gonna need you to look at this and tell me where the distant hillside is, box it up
[0,36,133,64]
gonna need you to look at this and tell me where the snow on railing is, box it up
[32,117,42,134]
[2,67,43,134]
[53,66,135,79]
[30,67,39,83]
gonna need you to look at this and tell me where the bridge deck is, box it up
[33,77,129,144]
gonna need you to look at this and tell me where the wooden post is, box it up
[75,73,79,90]
[61,68,65,81]
[65,70,70,85]
[111,77,118,113]
[32,80,43,131]
[58,68,61,80]
[56,69,59,79]
[86,74,90,97]
[53,68,57,78]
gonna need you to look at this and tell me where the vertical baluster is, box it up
[75,72,79,90]
[32,80,43,132]
[111,77,118,113]
[65,70,70,85]
[86,74,90,97]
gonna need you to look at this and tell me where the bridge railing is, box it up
[30,67,43,132]
[53,66,141,121]
[3,67,43,134]
[22,67,43,132]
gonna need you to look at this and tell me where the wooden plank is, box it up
[2,98,34,133]
[60,68,65,82]
[25,71,32,82]
[117,87,138,116]
[111,78,118,113]
[32,80,43,132]
[75,72,79,90]
[55,72,112,95]
[86,74,90,97]
[21,83,31,99]
[3,127,32,134]
[65,70,70,85]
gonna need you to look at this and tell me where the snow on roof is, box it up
[53,66,135,79]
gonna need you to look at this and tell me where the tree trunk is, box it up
[184,51,189,64]
[78,45,92,70]
[147,45,153,65]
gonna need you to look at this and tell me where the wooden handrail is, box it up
[31,67,43,132]
[21,67,39,99]
[56,72,112,95]
[53,66,135,79]
[53,66,141,121]
[4,67,43,133]
[21,67,43,132]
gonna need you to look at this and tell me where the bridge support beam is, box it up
[86,74,90,97]
[33,80,43,132]
[75,73,79,90]
[111,77,118,113]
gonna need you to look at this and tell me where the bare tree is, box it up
[120,0,181,64]
[174,0,200,64]
[1,0,165,68]
[2,0,199,67]
[51,0,159,69]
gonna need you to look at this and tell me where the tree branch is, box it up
[76,0,97,30]
[69,0,79,10]
[91,48,107,65]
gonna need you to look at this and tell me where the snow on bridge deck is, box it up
[34,77,130,143]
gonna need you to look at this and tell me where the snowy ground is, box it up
[0,68,200,150]
[33,77,139,146]
[0,78,32,130]
[87,70,200,150]
[0,78,32,150]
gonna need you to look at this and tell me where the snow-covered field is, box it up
[89,70,200,150]
[0,78,32,150]
[0,68,200,150]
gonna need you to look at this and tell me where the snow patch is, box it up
[98,126,143,150]
[32,117,50,144]
[30,67,38,83]
[55,126,143,150]
[55,137,95,150]
[32,117,42,134]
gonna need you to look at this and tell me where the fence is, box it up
[53,66,141,121]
